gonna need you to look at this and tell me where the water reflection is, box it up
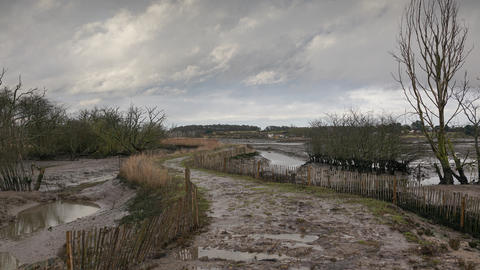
[259,151,305,167]
[175,247,292,261]
[0,252,20,270]
[0,201,99,238]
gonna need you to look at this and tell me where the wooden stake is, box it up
[393,177,397,205]
[308,166,311,186]
[66,231,73,270]
[461,195,466,229]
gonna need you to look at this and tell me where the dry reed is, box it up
[119,152,170,189]
[164,137,222,151]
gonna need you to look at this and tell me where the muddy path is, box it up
[141,156,479,270]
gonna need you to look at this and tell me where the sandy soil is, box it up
[0,156,135,267]
[136,155,480,270]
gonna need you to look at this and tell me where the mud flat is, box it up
[0,157,135,267]
[137,155,480,270]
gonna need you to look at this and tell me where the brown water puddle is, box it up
[0,201,100,269]
[175,247,293,261]
[0,201,99,239]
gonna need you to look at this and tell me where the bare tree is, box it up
[90,104,168,155]
[459,91,480,182]
[0,69,43,191]
[391,0,472,185]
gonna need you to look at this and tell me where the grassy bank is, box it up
[117,149,210,228]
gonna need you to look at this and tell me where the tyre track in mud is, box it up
[146,156,464,270]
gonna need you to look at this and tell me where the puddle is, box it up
[0,201,100,238]
[175,247,293,262]
[0,252,20,270]
[280,241,324,251]
[258,151,305,167]
[253,233,318,242]
[174,234,319,263]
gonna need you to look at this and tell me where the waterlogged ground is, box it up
[0,157,134,268]
[139,156,480,270]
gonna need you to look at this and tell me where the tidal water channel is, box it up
[258,150,306,167]
[0,201,100,269]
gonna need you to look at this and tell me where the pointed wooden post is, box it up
[256,162,260,179]
[66,231,73,270]
[461,195,466,229]
[393,177,397,205]
[185,167,189,192]
[308,166,311,186]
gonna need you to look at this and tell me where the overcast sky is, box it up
[1,0,479,129]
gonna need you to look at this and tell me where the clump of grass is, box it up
[468,241,478,249]
[403,232,419,242]
[358,240,380,249]
[119,152,171,189]
[296,218,306,224]
[457,258,477,270]
[449,238,461,251]
[424,228,434,237]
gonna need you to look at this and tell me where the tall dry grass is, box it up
[120,138,222,188]
[164,137,222,151]
[119,152,170,189]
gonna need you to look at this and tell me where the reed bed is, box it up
[66,168,198,270]
[118,152,170,189]
[164,137,222,151]
[193,153,480,238]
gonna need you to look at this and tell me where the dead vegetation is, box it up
[118,151,171,189]
[164,137,222,152]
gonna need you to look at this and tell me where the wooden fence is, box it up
[193,152,480,238]
[65,168,198,270]
[192,145,256,172]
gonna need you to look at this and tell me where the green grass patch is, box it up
[358,240,380,249]
[119,153,210,227]
[404,232,419,242]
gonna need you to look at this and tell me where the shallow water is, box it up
[253,233,318,242]
[175,247,293,261]
[0,201,100,238]
[259,151,306,167]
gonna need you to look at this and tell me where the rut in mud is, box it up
[139,156,478,270]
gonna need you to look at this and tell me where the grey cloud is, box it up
[1,0,479,127]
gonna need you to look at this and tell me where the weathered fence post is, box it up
[185,167,189,192]
[223,158,226,173]
[66,231,73,270]
[257,162,260,180]
[461,195,466,229]
[308,166,311,186]
[393,177,397,205]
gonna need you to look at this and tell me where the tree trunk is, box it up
[476,134,480,182]
[442,167,454,185]
[435,163,454,185]
[31,163,46,191]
